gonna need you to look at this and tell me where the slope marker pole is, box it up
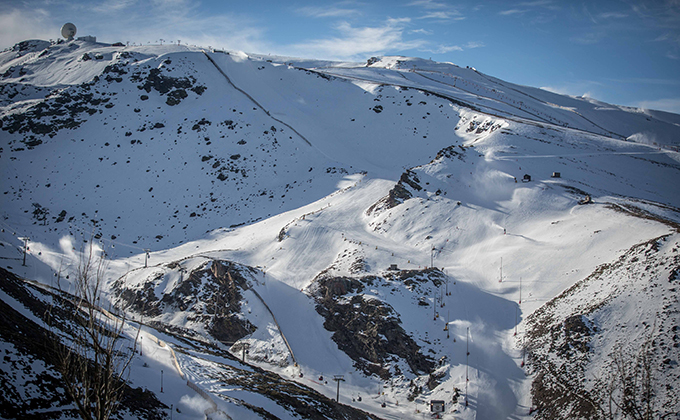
[465,327,469,407]
[519,276,522,304]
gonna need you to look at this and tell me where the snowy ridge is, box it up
[1,39,680,419]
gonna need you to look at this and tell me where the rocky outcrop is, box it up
[525,235,680,419]
[311,272,435,379]
[366,170,422,216]
[114,259,257,344]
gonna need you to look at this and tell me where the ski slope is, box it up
[1,40,679,419]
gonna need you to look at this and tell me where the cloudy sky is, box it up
[1,0,679,113]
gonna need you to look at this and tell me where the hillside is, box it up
[1,39,679,419]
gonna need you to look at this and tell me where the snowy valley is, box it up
[1,39,679,419]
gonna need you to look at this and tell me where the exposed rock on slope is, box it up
[114,259,257,344]
[310,267,442,379]
[366,143,470,217]
[366,170,423,216]
[525,234,680,419]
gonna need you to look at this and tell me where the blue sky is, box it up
[1,0,679,113]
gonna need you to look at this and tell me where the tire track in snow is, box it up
[247,287,298,367]
[201,51,313,147]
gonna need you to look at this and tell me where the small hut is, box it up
[430,400,445,413]
[522,174,532,182]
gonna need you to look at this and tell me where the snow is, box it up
[1,41,679,419]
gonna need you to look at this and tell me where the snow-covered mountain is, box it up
[1,38,679,419]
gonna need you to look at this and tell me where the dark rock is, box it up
[166,89,187,106]
[311,273,435,378]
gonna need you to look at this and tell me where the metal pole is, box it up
[431,246,434,268]
[19,237,29,266]
[161,370,163,393]
[433,296,437,320]
[466,327,469,407]
[242,343,249,362]
[519,276,522,304]
[333,375,345,402]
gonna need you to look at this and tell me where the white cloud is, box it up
[297,5,362,18]
[137,13,268,52]
[465,41,485,49]
[91,0,138,13]
[0,9,59,48]
[431,45,463,53]
[419,11,455,19]
[498,0,560,18]
[499,9,527,16]
[518,0,557,7]
[653,33,671,42]
[151,0,191,6]
[570,32,604,45]
[407,0,449,10]
[598,12,627,19]
[425,40,484,54]
[410,28,433,35]
[408,0,463,20]
[287,18,427,61]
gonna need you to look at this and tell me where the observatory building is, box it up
[60,23,96,43]
[61,23,76,41]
